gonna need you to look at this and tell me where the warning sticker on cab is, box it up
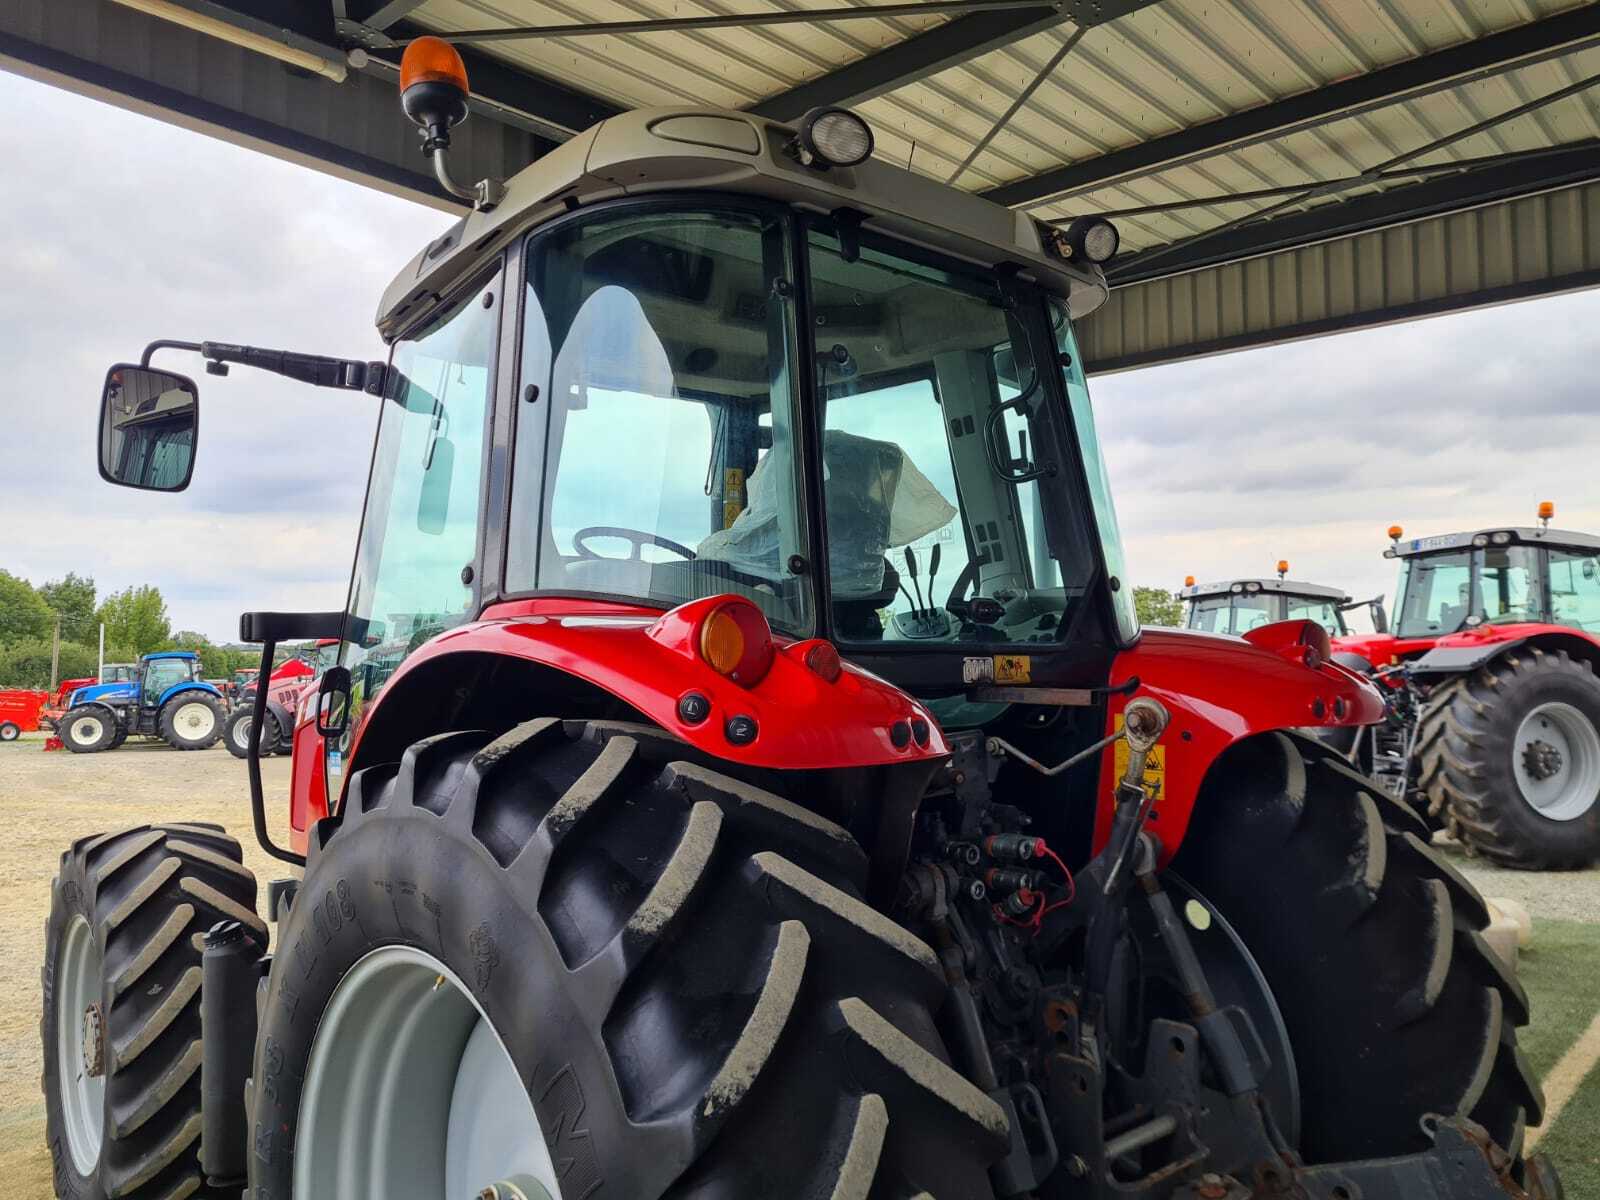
[994,654,1032,684]
[1113,713,1166,800]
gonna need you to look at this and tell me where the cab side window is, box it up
[1550,550,1600,631]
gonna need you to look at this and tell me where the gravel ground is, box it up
[1441,834,1600,923]
[0,735,291,1196]
[0,738,1594,1197]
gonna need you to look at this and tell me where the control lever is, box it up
[926,543,941,618]
[904,546,926,616]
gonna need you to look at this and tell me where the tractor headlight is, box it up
[1062,215,1120,265]
[1492,531,1512,544]
[1473,534,1490,547]
[796,108,874,168]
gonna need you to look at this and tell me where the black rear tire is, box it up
[1419,647,1600,869]
[223,707,279,759]
[1175,732,1543,1166]
[60,707,116,754]
[157,693,225,751]
[41,823,263,1199]
[250,719,1007,1199]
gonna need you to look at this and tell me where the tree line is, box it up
[0,569,262,689]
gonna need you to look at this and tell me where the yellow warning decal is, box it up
[994,654,1031,684]
[1113,713,1166,800]
[721,468,747,529]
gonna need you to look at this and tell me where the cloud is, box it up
[1089,289,1600,627]
[3,71,451,639]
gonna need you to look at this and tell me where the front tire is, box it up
[41,824,263,1199]
[158,693,224,751]
[223,707,279,759]
[60,707,116,754]
[1420,647,1600,869]
[1175,733,1544,1167]
[250,719,1007,1199]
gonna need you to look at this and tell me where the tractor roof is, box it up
[143,650,199,661]
[1181,578,1351,604]
[1384,527,1600,558]
[377,107,1108,341]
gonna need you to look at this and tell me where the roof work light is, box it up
[794,108,875,168]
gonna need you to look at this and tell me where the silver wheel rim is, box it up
[56,915,106,1176]
[0,723,18,740]
[295,946,562,1200]
[69,716,103,747]
[1513,701,1600,821]
[231,716,253,750]
[173,702,216,740]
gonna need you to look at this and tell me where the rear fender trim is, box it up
[1409,639,1526,677]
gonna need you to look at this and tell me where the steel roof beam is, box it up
[984,1,1600,209]
[1106,139,1600,286]
[749,3,1068,123]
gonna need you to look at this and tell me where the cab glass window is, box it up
[806,230,1101,646]
[1395,552,1473,636]
[508,209,808,632]
[1285,598,1342,635]
[1478,545,1541,625]
[1187,597,1231,633]
[1549,548,1600,631]
[342,274,496,718]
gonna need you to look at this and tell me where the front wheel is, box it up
[158,693,224,751]
[1174,733,1544,1167]
[223,707,279,759]
[1420,647,1600,869]
[42,824,262,1199]
[59,707,116,754]
[251,719,1008,1199]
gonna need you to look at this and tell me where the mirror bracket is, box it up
[139,339,386,394]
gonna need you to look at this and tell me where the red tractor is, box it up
[1333,507,1600,869]
[1179,561,1386,639]
[222,640,339,757]
[42,43,1556,1200]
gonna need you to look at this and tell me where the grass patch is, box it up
[1518,918,1600,1193]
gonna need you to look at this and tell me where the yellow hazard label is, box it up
[1113,713,1166,800]
[721,468,747,529]
[994,654,1031,684]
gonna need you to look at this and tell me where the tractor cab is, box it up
[1179,565,1378,638]
[1387,518,1600,643]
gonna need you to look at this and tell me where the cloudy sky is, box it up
[4,68,1597,640]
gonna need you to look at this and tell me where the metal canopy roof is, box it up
[7,0,1600,368]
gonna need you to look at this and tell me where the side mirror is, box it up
[315,666,353,738]
[99,364,198,491]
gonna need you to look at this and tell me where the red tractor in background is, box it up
[222,639,339,757]
[1179,561,1386,639]
[1331,504,1600,869]
[41,42,1557,1200]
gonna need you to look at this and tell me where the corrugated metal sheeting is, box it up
[1082,177,1600,368]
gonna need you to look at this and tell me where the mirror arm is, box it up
[138,339,387,395]
[139,339,204,367]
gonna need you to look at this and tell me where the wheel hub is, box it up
[81,1003,105,1078]
[1513,701,1600,821]
[1522,739,1564,782]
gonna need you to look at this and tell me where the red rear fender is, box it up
[1097,625,1385,864]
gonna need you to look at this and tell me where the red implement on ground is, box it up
[0,689,48,741]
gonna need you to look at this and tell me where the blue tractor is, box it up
[57,650,226,753]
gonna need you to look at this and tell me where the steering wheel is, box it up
[572,526,696,562]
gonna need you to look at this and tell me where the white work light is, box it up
[796,108,874,168]
[1062,215,1120,265]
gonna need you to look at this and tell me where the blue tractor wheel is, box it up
[158,692,225,751]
